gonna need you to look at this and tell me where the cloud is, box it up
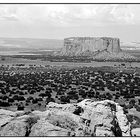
[110,5,134,24]
[41,4,135,26]
[0,5,18,21]
[0,4,137,26]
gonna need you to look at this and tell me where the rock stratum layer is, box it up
[0,99,134,137]
[58,37,136,61]
[60,37,121,56]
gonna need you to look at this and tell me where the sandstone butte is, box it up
[0,99,138,137]
[58,37,135,60]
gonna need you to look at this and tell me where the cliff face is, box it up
[0,99,133,137]
[60,37,121,56]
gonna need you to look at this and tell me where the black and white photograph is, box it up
[0,2,140,137]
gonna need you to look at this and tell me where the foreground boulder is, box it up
[46,102,78,113]
[0,120,27,136]
[0,99,132,136]
[30,119,71,136]
[131,128,140,136]
[77,99,131,136]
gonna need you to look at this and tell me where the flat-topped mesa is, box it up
[60,37,121,56]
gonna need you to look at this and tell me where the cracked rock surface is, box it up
[0,99,131,136]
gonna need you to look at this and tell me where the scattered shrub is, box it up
[17,103,24,110]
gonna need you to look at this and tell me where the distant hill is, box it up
[56,37,137,61]
[0,38,63,51]
[0,37,140,61]
[121,42,140,51]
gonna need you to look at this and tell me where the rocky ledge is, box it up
[55,37,137,61]
[60,37,121,56]
[0,99,134,136]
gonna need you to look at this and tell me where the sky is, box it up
[0,4,140,42]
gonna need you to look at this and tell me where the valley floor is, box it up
[0,57,140,133]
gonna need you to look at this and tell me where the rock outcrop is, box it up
[0,99,132,137]
[30,120,71,136]
[0,120,27,136]
[92,50,136,61]
[60,37,121,56]
[58,37,136,61]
